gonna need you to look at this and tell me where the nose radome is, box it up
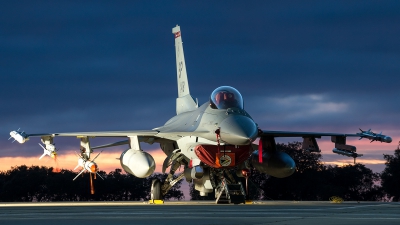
[219,115,258,145]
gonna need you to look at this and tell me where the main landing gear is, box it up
[151,179,162,200]
[150,153,186,202]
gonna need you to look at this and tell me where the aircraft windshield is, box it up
[210,86,244,109]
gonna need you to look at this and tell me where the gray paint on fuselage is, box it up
[157,102,255,144]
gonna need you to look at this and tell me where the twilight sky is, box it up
[1,1,400,175]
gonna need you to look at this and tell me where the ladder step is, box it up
[216,181,246,204]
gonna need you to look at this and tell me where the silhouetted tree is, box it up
[0,166,183,202]
[381,148,400,201]
[0,165,49,201]
[325,164,383,201]
[261,142,325,200]
[261,142,382,201]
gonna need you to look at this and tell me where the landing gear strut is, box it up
[241,169,250,200]
[151,154,186,201]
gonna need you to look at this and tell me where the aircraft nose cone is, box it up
[220,115,258,145]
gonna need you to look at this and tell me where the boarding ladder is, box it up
[215,178,246,204]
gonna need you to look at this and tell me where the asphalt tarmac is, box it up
[0,201,399,225]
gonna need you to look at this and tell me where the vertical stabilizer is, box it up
[172,25,198,114]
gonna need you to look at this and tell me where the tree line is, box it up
[0,167,183,202]
[190,142,400,202]
[1,142,399,202]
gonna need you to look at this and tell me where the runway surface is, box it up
[0,201,399,225]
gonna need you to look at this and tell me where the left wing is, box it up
[260,129,392,143]
[259,129,392,159]
[260,130,356,138]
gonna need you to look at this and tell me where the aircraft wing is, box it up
[260,130,359,138]
[26,130,159,138]
[10,129,210,144]
[259,129,392,143]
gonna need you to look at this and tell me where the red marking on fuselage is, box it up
[195,145,253,168]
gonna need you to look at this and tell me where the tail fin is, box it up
[172,25,198,114]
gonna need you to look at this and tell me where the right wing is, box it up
[9,129,209,144]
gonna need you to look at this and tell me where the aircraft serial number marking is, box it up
[178,61,183,78]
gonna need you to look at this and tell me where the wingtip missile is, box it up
[357,128,392,143]
[9,130,29,144]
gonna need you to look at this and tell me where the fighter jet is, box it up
[9,25,392,204]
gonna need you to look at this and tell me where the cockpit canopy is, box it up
[210,86,244,110]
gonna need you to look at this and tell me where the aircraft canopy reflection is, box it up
[210,86,244,110]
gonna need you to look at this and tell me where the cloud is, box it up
[1,1,399,177]
[256,94,348,119]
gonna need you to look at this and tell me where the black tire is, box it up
[151,179,162,200]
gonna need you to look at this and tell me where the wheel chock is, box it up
[245,200,253,204]
[149,200,164,204]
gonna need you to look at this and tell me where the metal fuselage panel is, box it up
[159,103,255,142]
[157,103,258,161]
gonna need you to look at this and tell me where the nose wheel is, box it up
[151,179,162,200]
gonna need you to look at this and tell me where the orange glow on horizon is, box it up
[323,158,386,166]
[0,149,168,173]
[1,136,398,174]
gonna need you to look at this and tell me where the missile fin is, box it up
[73,164,80,171]
[39,153,46,160]
[38,143,46,151]
[96,172,104,180]
[92,150,103,162]
[73,169,85,181]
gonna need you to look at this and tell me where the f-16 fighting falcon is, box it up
[9,25,392,204]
